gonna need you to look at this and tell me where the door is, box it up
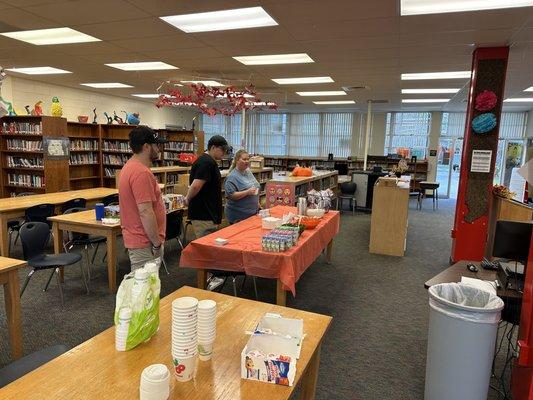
[437,137,463,199]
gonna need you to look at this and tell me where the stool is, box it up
[418,181,440,210]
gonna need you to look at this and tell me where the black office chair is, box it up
[161,210,185,275]
[25,203,56,228]
[63,207,107,281]
[0,344,69,388]
[7,192,35,255]
[19,222,87,307]
[337,182,357,215]
[102,194,119,206]
[60,198,86,214]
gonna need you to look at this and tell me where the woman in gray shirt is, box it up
[224,149,260,224]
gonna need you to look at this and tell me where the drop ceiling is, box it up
[0,0,533,112]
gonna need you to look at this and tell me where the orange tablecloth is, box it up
[179,206,340,295]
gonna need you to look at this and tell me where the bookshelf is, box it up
[101,124,134,187]
[158,129,204,167]
[67,122,102,190]
[115,165,191,194]
[0,116,70,197]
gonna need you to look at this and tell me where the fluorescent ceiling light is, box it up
[233,53,314,65]
[313,100,355,105]
[272,77,334,85]
[246,101,277,106]
[160,6,278,33]
[401,71,470,80]
[297,91,346,96]
[81,83,133,88]
[504,98,533,102]
[132,94,170,99]
[524,87,533,92]
[105,62,178,71]
[1,27,100,45]
[401,0,533,16]
[402,99,450,103]
[181,80,224,87]
[402,88,460,94]
[6,66,72,75]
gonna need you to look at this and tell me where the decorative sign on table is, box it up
[43,137,69,159]
[470,150,492,173]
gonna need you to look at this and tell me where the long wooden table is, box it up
[0,257,27,361]
[0,188,117,257]
[48,210,121,293]
[0,286,332,400]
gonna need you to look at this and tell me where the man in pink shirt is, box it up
[119,126,167,271]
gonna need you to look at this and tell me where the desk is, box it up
[0,257,27,361]
[179,206,340,306]
[0,188,117,257]
[0,286,332,400]
[48,210,121,293]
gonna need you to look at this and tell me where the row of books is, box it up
[7,173,45,188]
[70,139,99,151]
[163,152,182,161]
[6,156,44,169]
[164,142,194,151]
[6,139,43,151]
[102,140,131,152]
[104,168,116,178]
[2,122,43,135]
[70,153,99,165]
[103,154,129,165]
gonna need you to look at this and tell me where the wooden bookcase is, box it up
[101,124,134,188]
[67,122,102,190]
[158,129,204,166]
[0,115,70,197]
[115,165,191,194]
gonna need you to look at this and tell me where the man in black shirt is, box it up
[185,135,228,238]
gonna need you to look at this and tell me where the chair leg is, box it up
[436,189,439,210]
[43,269,56,292]
[240,275,247,291]
[55,268,64,308]
[231,276,237,297]
[81,249,90,294]
[161,245,170,275]
[8,230,12,256]
[91,242,100,265]
[252,277,258,300]
[20,269,35,297]
[176,237,184,250]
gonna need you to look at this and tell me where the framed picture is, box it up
[43,137,69,159]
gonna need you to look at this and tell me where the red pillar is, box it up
[451,47,509,263]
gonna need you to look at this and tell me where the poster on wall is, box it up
[470,149,492,173]
[43,137,69,159]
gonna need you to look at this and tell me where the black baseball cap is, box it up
[208,135,229,152]
[129,126,166,146]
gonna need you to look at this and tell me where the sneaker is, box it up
[207,276,225,291]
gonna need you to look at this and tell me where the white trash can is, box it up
[425,283,504,400]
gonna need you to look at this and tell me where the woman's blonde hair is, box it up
[229,149,249,172]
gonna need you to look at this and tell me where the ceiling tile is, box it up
[0,7,58,30]
[72,18,179,41]
[110,34,205,52]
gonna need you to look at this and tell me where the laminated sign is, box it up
[470,150,492,173]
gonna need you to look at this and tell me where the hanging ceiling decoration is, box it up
[155,81,278,116]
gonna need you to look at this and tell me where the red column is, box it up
[451,47,509,262]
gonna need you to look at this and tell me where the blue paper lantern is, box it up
[472,113,497,134]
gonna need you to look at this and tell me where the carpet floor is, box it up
[0,198,512,399]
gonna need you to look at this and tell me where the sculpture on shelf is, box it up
[25,105,31,115]
[122,111,140,125]
[104,112,113,124]
[32,101,43,116]
[113,111,123,124]
[92,108,97,124]
[0,66,16,117]
[50,96,63,117]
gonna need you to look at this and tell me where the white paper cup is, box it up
[172,297,198,310]
[140,364,170,400]
[198,299,216,310]
[198,341,214,361]
[140,387,169,400]
[172,354,198,382]
[197,327,216,334]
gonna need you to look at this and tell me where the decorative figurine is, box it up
[50,96,63,117]
[123,111,140,125]
[92,108,97,124]
[32,101,43,116]
[113,111,124,124]
[25,105,31,115]
[104,112,113,124]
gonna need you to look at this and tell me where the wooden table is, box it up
[0,286,332,400]
[48,210,121,293]
[0,256,27,361]
[0,187,117,257]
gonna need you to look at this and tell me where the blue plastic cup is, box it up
[95,203,105,221]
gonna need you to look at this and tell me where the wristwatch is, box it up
[151,244,161,251]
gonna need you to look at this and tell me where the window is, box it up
[287,114,320,157]
[322,113,353,158]
[385,112,431,159]
[247,113,287,155]
[201,114,242,151]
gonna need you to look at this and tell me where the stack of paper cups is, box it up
[197,300,217,361]
[115,307,132,352]
[139,364,170,400]
[171,297,198,382]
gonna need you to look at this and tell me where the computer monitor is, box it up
[493,220,533,264]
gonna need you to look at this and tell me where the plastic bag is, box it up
[428,283,504,324]
[114,260,161,351]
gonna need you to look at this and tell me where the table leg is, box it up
[106,232,117,293]
[51,222,65,282]
[0,213,9,257]
[300,345,321,400]
[276,279,287,306]
[197,269,207,290]
[326,240,333,264]
[4,270,22,360]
